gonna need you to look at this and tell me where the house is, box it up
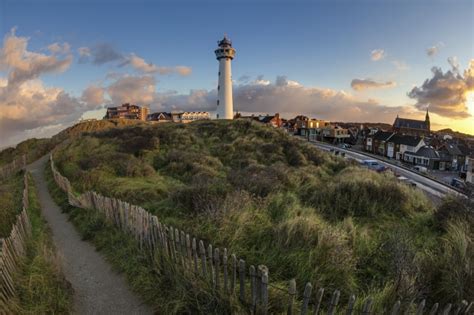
[438,143,465,171]
[466,157,474,184]
[366,131,394,155]
[180,111,210,123]
[404,146,451,170]
[321,125,350,144]
[392,109,430,137]
[147,112,173,123]
[104,103,150,121]
[386,134,425,160]
[235,113,283,127]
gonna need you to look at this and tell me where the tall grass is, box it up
[50,119,471,307]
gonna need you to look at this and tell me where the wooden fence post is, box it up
[441,303,452,315]
[239,259,246,302]
[192,238,198,274]
[261,269,268,315]
[223,248,228,292]
[416,300,426,315]
[362,298,373,315]
[345,295,356,315]
[199,240,207,277]
[214,248,220,290]
[250,265,257,312]
[428,303,439,315]
[327,290,340,315]
[390,301,401,315]
[231,254,237,293]
[301,282,312,315]
[287,279,296,315]
[313,288,324,315]
[208,244,214,285]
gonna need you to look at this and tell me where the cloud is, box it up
[0,29,102,147]
[0,28,73,85]
[392,60,409,71]
[134,75,417,124]
[118,54,192,76]
[107,74,156,105]
[351,79,397,91]
[81,85,105,107]
[426,42,444,57]
[79,43,123,65]
[47,42,71,55]
[371,49,385,61]
[408,59,474,119]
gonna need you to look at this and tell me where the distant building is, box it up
[147,112,173,123]
[321,125,350,144]
[404,146,451,170]
[386,134,425,160]
[104,103,149,121]
[466,157,473,183]
[235,113,283,127]
[366,131,394,155]
[148,111,210,123]
[392,109,430,137]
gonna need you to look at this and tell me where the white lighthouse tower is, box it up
[215,35,236,119]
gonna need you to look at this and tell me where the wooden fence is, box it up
[0,155,27,181]
[0,173,32,311]
[50,154,473,314]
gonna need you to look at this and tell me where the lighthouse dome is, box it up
[218,36,232,47]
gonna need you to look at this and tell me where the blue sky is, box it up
[0,0,473,145]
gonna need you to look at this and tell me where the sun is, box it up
[467,90,474,115]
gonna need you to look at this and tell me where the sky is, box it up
[0,0,473,147]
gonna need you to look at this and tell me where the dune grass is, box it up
[50,119,473,309]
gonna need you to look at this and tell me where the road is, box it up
[305,139,465,199]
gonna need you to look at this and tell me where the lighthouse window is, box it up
[217,100,219,105]
[218,85,220,90]
[218,71,220,76]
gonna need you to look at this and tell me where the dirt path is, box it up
[28,156,154,315]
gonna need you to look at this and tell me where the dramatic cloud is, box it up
[408,59,474,118]
[371,49,385,61]
[0,30,99,147]
[127,75,417,124]
[0,29,73,85]
[81,85,105,107]
[351,79,396,91]
[107,74,156,105]
[426,42,444,57]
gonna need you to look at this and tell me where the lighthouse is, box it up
[215,35,236,119]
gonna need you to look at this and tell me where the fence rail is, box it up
[0,155,27,181]
[50,154,473,314]
[0,173,32,311]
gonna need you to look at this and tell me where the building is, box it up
[320,125,350,144]
[147,112,172,123]
[386,134,425,160]
[392,109,430,137]
[466,157,473,184]
[438,143,465,171]
[104,103,149,121]
[404,146,451,170]
[148,111,210,123]
[235,113,283,127]
[366,131,394,155]
[215,35,236,119]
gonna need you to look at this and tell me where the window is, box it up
[218,71,220,76]
[217,114,219,118]
[217,100,219,105]
[218,85,220,90]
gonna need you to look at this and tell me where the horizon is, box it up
[0,0,473,146]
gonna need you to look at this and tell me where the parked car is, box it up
[339,143,351,149]
[451,178,467,190]
[412,165,428,174]
[361,160,387,172]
